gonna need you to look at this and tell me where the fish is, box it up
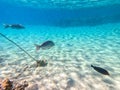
[35,41,55,51]
[3,24,25,29]
[91,65,110,75]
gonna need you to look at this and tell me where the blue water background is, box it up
[0,1,120,26]
[0,1,120,89]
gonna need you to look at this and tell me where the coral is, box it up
[0,78,28,90]
[1,78,13,90]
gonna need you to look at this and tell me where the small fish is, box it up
[66,43,73,47]
[91,65,110,75]
[35,41,55,51]
[3,24,25,29]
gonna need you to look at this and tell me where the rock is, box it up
[0,78,29,90]
[26,84,38,90]
[13,81,28,90]
[1,78,13,90]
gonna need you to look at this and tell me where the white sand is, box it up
[0,23,120,90]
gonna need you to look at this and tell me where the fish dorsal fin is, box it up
[3,24,10,28]
[91,65,94,67]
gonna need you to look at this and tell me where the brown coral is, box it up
[0,78,28,90]
[1,78,13,90]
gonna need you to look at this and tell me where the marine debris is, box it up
[36,60,48,67]
[91,65,110,75]
[0,33,48,67]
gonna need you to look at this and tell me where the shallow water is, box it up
[1,0,120,9]
[0,23,120,90]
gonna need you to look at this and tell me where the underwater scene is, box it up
[0,0,120,90]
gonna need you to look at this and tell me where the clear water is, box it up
[1,0,120,9]
[0,0,120,90]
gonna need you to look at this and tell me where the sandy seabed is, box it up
[0,23,120,90]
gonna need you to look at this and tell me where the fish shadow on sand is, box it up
[113,28,120,35]
[66,78,75,90]
[0,58,5,63]
[66,43,73,47]
[102,78,114,84]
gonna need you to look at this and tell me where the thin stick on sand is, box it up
[0,33,48,67]
[0,33,37,61]
[0,33,48,79]
[0,33,38,78]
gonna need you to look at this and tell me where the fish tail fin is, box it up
[107,72,110,76]
[3,24,10,28]
[34,44,40,51]
[91,65,94,67]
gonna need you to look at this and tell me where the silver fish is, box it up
[35,41,55,50]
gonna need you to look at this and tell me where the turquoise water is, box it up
[0,0,120,90]
[1,0,120,9]
[0,23,120,89]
